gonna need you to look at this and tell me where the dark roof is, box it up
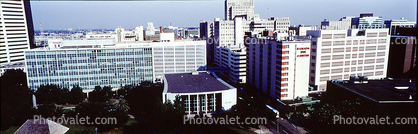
[165,72,233,93]
[331,79,416,103]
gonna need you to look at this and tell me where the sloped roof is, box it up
[14,119,69,134]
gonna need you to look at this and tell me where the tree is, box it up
[1,69,35,130]
[74,102,128,132]
[69,85,85,104]
[89,86,114,102]
[35,84,70,104]
[115,98,130,113]
[125,81,162,115]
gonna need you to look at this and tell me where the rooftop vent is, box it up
[349,76,368,84]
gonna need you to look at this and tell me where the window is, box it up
[312,56,316,59]
[311,77,315,81]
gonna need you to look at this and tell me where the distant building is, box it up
[384,18,416,35]
[86,26,144,42]
[0,0,34,66]
[25,34,206,90]
[307,28,390,92]
[290,24,314,36]
[162,71,237,117]
[224,0,258,21]
[246,32,311,100]
[115,27,144,42]
[199,21,215,66]
[146,22,156,36]
[321,16,354,30]
[351,13,383,28]
[204,0,290,84]
[212,16,290,83]
[326,78,416,116]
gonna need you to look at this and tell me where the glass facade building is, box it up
[25,48,153,90]
[25,40,207,90]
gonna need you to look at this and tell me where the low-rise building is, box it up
[326,78,416,116]
[162,71,237,117]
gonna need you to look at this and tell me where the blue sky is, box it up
[30,0,417,30]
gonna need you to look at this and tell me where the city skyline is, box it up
[31,0,417,31]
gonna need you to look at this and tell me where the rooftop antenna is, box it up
[39,22,44,35]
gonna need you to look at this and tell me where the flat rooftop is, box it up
[164,72,233,93]
[331,79,416,103]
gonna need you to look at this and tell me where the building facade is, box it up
[25,47,153,90]
[246,34,311,100]
[25,40,206,90]
[224,0,258,21]
[307,28,390,92]
[387,35,417,78]
[1,0,34,66]
[351,13,383,28]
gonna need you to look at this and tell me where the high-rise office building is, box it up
[307,28,390,92]
[1,0,34,66]
[206,0,290,83]
[246,32,311,100]
[224,0,258,21]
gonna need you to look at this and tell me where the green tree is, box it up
[115,98,130,113]
[74,102,128,132]
[1,69,35,130]
[89,86,114,102]
[35,84,69,104]
[69,85,85,104]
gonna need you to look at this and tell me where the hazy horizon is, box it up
[31,0,417,31]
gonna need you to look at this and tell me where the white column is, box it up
[205,94,208,114]
[188,94,191,116]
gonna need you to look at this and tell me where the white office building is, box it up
[162,71,236,116]
[307,28,390,92]
[25,34,206,90]
[0,0,33,66]
[224,0,258,21]
[246,33,311,100]
[320,16,355,30]
[146,22,156,36]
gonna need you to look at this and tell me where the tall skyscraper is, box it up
[224,0,258,21]
[247,33,311,100]
[0,0,34,66]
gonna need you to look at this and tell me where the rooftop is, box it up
[330,79,416,103]
[164,72,234,93]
